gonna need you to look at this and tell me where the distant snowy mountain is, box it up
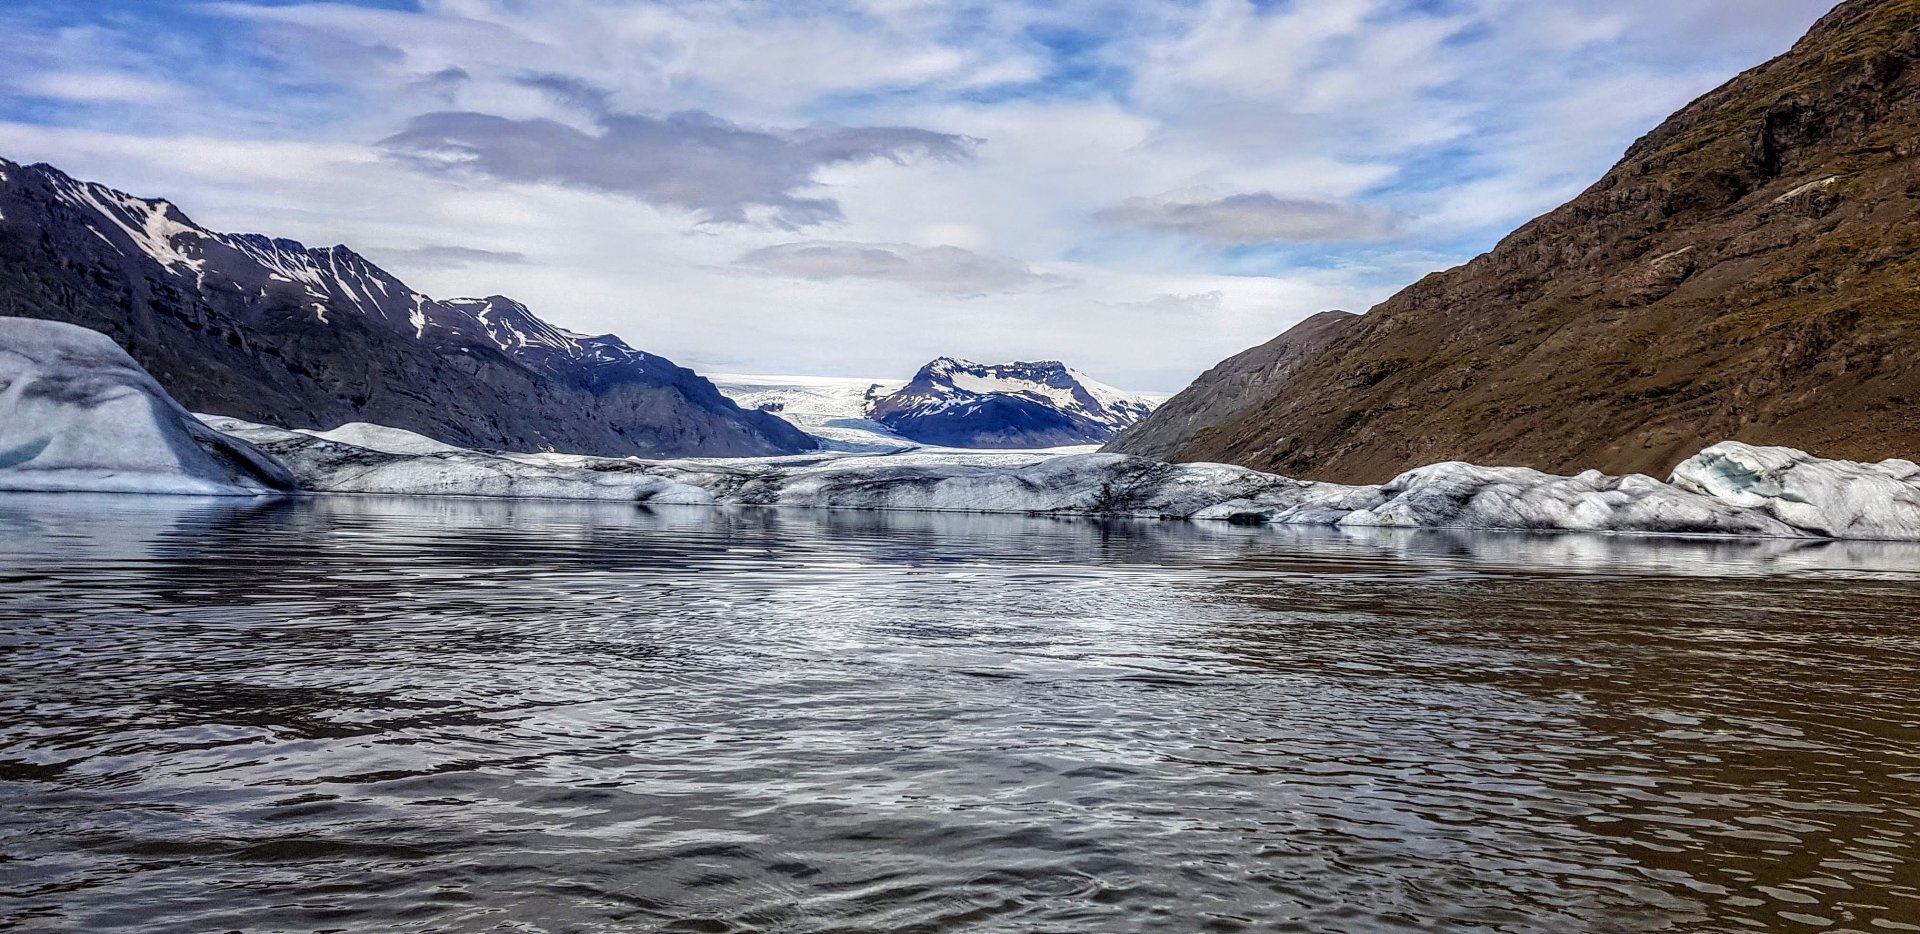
[0,158,814,457]
[865,358,1157,448]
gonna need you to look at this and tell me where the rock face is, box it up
[0,317,293,495]
[1166,0,1920,482]
[1104,311,1357,460]
[0,160,815,458]
[867,358,1154,448]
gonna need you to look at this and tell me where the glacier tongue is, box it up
[0,318,294,496]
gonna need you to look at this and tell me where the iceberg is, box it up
[298,422,469,456]
[1671,441,1920,541]
[1311,461,1801,537]
[0,317,293,496]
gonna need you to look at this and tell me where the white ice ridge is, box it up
[0,318,294,496]
[193,414,1920,541]
[1671,441,1920,540]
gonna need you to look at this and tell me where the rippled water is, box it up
[3,495,1919,933]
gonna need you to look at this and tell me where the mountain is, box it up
[0,159,815,458]
[1105,311,1357,461]
[1133,0,1920,482]
[867,357,1155,448]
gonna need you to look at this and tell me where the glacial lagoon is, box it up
[3,494,1918,932]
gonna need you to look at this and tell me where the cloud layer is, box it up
[383,109,974,227]
[1097,192,1404,244]
[0,0,1844,389]
[736,242,1070,294]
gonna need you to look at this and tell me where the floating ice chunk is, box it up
[0,317,293,496]
[1671,442,1920,540]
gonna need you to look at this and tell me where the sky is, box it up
[0,0,1841,391]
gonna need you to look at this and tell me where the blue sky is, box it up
[0,0,1839,390]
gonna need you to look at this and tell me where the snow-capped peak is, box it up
[865,357,1158,448]
[897,358,1153,427]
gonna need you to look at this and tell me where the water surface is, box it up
[3,495,1918,932]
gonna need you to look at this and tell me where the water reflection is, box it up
[2,494,1917,932]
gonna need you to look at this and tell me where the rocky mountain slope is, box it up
[1149,0,1920,482]
[1106,311,1357,461]
[867,358,1155,448]
[0,159,814,457]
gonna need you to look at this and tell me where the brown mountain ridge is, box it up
[1112,0,1920,482]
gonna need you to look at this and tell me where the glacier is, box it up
[709,373,914,452]
[0,318,294,496]
[194,415,1920,541]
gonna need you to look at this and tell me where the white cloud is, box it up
[16,71,185,105]
[735,241,1072,295]
[1097,190,1405,244]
